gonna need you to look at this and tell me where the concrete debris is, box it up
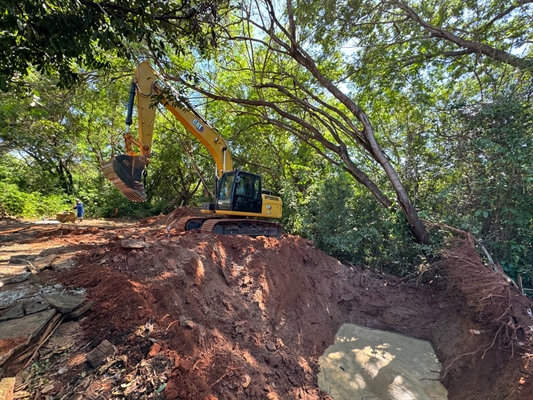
[86,340,115,368]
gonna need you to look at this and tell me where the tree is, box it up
[0,0,229,90]
[0,72,78,193]
[157,0,431,243]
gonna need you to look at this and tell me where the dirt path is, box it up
[1,211,533,399]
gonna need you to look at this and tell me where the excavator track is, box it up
[200,218,282,238]
[176,216,221,232]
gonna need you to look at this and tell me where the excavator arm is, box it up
[103,61,283,237]
[103,61,232,201]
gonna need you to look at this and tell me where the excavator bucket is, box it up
[102,155,147,202]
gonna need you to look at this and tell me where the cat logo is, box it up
[192,119,204,133]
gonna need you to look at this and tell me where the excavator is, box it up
[102,61,283,237]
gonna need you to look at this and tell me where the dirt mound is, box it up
[3,214,533,399]
[139,207,203,227]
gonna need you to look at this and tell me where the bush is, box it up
[0,182,70,218]
[284,172,434,275]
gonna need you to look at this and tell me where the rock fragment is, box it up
[266,341,277,351]
[33,255,59,271]
[43,294,85,314]
[65,301,94,320]
[86,340,115,368]
[121,239,148,249]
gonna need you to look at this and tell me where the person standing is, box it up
[73,199,85,222]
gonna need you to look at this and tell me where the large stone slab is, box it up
[50,256,77,271]
[0,265,31,285]
[43,294,85,314]
[0,309,56,365]
[318,324,448,400]
[0,282,40,309]
[0,303,24,322]
[33,255,59,271]
[24,300,50,315]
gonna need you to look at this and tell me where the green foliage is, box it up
[0,0,229,90]
[1,0,532,286]
[0,181,69,218]
[285,170,432,274]
[439,98,533,285]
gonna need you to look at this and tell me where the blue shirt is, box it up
[74,202,84,217]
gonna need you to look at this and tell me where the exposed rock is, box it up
[120,239,148,249]
[50,257,77,271]
[86,340,115,368]
[0,309,56,366]
[0,303,24,321]
[33,255,59,271]
[179,316,195,329]
[43,294,86,314]
[23,301,50,315]
[0,265,31,285]
[0,282,40,309]
[65,301,94,320]
[266,341,276,352]
[265,354,281,367]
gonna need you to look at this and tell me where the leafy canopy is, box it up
[0,0,228,90]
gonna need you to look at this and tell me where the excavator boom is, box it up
[103,61,233,202]
[103,61,282,237]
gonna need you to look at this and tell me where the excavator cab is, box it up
[216,171,262,213]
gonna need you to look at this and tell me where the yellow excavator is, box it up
[102,61,283,237]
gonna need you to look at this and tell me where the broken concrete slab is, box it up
[0,309,56,366]
[43,294,85,314]
[23,301,50,315]
[0,303,24,322]
[86,340,115,368]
